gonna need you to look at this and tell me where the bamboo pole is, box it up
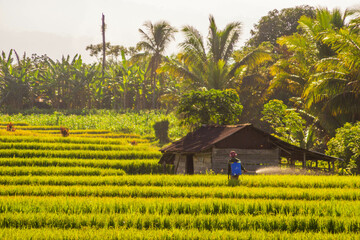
[303,153,306,169]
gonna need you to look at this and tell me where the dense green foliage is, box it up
[247,5,316,47]
[326,122,360,173]
[261,99,318,149]
[177,89,243,128]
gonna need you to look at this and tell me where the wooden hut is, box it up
[159,124,340,174]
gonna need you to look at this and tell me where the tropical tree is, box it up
[261,99,319,150]
[268,7,360,135]
[177,89,243,129]
[297,7,352,58]
[137,20,177,109]
[247,5,315,47]
[164,15,271,91]
[326,122,360,174]
[304,23,360,130]
[0,50,36,110]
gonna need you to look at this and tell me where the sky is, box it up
[0,0,359,63]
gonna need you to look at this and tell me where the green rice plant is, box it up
[0,158,170,174]
[0,212,358,233]
[0,185,360,200]
[68,133,147,138]
[0,135,149,144]
[13,126,61,130]
[0,166,125,176]
[0,142,157,151]
[0,228,358,240]
[0,122,28,126]
[0,110,188,139]
[32,129,112,134]
[2,175,360,189]
[0,196,359,217]
[0,149,162,159]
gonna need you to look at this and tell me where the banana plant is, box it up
[107,51,146,109]
[39,55,99,109]
[0,50,36,110]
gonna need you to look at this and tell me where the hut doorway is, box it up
[186,155,194,174]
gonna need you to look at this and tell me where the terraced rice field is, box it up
[0,122,360,239]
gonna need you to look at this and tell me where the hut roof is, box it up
[159,124,341,164]
[161,124,251,153]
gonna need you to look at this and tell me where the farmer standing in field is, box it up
[228,151,247,180]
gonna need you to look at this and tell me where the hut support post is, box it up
[315,160,318,169]
[162,162,166,174]
[288,158,293,168]
[303,153,306,169]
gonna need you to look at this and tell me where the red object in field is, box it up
[6,122,15,132]
[60,127,69,137]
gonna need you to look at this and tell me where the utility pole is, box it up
[101,13,106,79]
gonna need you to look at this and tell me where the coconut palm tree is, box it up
[163,15,271,91]
[268,7,360,135]
[137,21,177,109]
[304,26,360,129]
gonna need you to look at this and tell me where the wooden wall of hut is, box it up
[173,152,212,174]
[211,148,281,173]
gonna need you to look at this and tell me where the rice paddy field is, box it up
[0,120,360,239]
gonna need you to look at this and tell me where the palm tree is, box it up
[163,15,271,90]
[137,21,177,109]
[304,26,360,129]
[268,7,360,135]
[298,7,352,58]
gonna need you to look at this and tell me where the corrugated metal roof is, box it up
[160,124,342,162]
[160,124,251,153]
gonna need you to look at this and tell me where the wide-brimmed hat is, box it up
[229,151,237,157]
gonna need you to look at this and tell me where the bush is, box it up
[153,120,170,143]
[326,122,360,174]
[177,89,243,129]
